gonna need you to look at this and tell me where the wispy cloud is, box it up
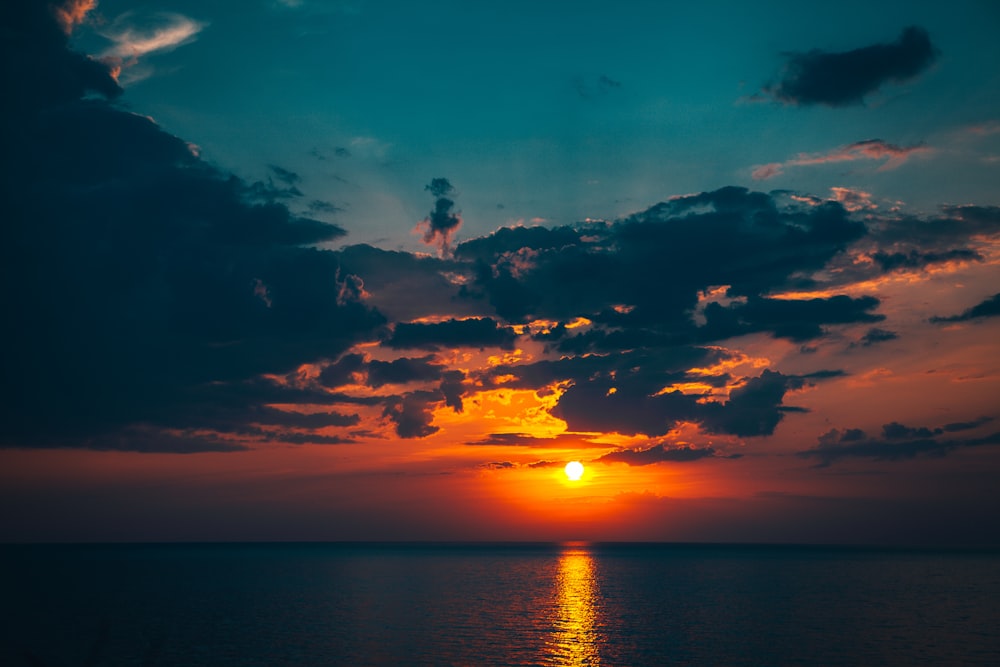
[99,11,206,84]
[753,139,932,180]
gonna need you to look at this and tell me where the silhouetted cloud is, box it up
[800,419,1000,466]
[855,327,899,347]
[382,391,441,438]
[597,445,724,466]
[550,369,820,439]
[464,187,866,325]
[700,295,884,342]
[367,356,445,388]
[873,249,981,271]
[1,0,383,451]
[930,293,1000,323]
[385,318,518,350]
[764,26,938,106]
[465,433,603,448]
[415,177,463,256]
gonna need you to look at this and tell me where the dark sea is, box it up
[1,543,998,666]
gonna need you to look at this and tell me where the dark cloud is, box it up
[336,244,476,321]
[872,206,1000,248]
[700,295,884,342]
[943,417,994,433]
[464,187,866,325]
[882,422,941,440]
[318,353,367,388]
[385,318,518,351]
[367,356,444,388]
[465,433,603,448]
[3,0,122,112]
[268,164,301,186]
[801,420,1000,466]
[930,293,1000,323]
[873,249,981,272]
[0,1,384,451]
[416,178,463,256]
[854,327,899,347]
[764,26,937,106]
[382,391,441,439]
[480,461,516,470]
[550,369,821,439]
[596,445,725,466]
[527,460,560,468]
[308,200,344,215]
[439,370,466,413]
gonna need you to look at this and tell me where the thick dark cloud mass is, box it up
[382,391,442,438]
[550,369,816,439]
[460,187,866,326]
[700,295,883,342]
[873,249,981,272]
[930,293,1000,323]
[765,26,937,106]
[0,1,383,451]
[800,420,1000,466]
[367,356,445,388]
[385,318,517,350]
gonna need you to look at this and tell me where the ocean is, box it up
[1,543,998,666]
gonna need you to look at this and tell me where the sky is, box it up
[2,0,1000,545]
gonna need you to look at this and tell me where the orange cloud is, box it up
[51,0,96,35]
[753,139,933,180]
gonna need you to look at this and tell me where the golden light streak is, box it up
[546,547,602,665]
[687,348,771,376]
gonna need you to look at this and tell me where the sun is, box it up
[564,460,585,481]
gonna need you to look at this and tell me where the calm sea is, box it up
[1,543,998,666]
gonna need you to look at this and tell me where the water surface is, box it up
[1,542,997,665]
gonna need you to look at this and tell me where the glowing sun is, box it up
[564,460,585,481]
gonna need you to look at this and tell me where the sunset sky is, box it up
[2,0,999,545]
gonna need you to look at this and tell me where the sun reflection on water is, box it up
[546,544,603,666]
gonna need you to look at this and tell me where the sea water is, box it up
[1,543,998,666]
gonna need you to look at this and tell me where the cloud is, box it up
[385,318,518,351]
[1,1,384,451]
[855,327,899,347]
[763,26,938,106]
[463,187,866,324]
[367,356,445,388]
[872,248,982,272]
[97,10,206,84]
[700,295,884,342]
[596,445,723,466]
[550,369,819,439]
[753,139,932,180]
[465,433,602,448]
[5,0,122,108]
[800,420,1000,466]
[414,178,463,256]
[382,391,441,438]
[930,293,1000,323]
[50,0,95,34]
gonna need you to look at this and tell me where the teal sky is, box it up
[75,0,1000,248]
